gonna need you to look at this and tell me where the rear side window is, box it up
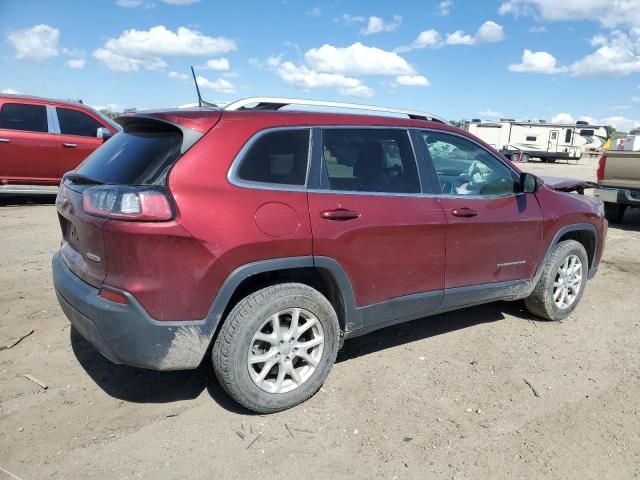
[57,107,103,137]
[0,103,48,133]
[236,130,310,186]
[565,129,573,143]
[580,129,595,136]
[526,135,537,142]
[322,128,420,194]
[76,121,183,185]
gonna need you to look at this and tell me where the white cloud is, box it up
[632,96,640,103]
[1,88,20,94]
[498,0,640,30]
[396,29,442,52]
[601,116,640,131]
[306,7,321,17]
[7,24,60,61]
[92,26,236,72]
[66,58,86,69]
[479,109,503,118]
[196,75,236,94]
[271,59,374,97]
[568,30,640,76]
[438,0,453,15]
[361,15,402,35]
[335,14,366,25]
[529,25,547,33]
[168,71,189,80]
[395,75,430,86]
[202,57,230,70]
[446,21,505,45]
[551,113,575,123]
[305,42,415,76]
[509,49,567,73]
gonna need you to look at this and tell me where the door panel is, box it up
[0,129,62,183]
[548,129,559,153]
[416,129,544,290]
[309,193,447,306]
[310,127,446,314]
[438,194,543,288]
[54,134,102,178]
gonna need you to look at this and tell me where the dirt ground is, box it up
[1,156,639,480]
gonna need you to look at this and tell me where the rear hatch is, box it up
[56,109,221,287]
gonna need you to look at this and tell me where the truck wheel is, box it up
[212,283,340,413]
[521,153,530,163]
[603,202,626,224]
[524,240,588,321]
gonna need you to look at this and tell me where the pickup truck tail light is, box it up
[82,185,173,221]
[596,154,607,182]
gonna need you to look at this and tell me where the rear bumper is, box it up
[52,252,212,371]
[595,187,640,207]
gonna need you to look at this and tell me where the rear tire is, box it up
[524,240,588,321]
[212,283,340,413]
[604,202,626,224]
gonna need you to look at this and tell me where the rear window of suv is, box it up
[75,120,183,185]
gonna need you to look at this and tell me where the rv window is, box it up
[526,136,537,142]
[580,129,595,136]
[565,129,572,143]
[551,132,558,140]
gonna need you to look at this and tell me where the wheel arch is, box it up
[204,256,358,351]
[544,223,598,274]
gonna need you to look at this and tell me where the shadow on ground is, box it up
[0,193,57,206]
[71,299,534,412]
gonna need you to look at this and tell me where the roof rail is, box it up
[223,97,448,124]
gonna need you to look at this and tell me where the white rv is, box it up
[463,119,608,162]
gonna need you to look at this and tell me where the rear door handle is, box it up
[62,143,78,148]
[320,209,361,221]
[0,138,10,143]
[451,207,478,218]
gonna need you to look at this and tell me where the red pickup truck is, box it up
[0,95,120,186]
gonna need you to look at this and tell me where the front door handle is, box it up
[451,207,478,218]
[320,209,361,221]
[0,138,10,143]
[62,143,78,148]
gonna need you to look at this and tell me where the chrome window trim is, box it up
[227,126,313,192]
[48,106,61,134]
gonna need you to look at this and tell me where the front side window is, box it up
[322,128,420,194]
[580,129,595,136]
[57,107,103,137]
[420,131,516,196]
[526,135,537,142]
[0,103,48,133]
[237,130,310,186]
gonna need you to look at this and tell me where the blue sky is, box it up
[1,0,639,129]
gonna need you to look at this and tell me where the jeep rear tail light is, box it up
[82,186,173,221]
[596,154,607,182]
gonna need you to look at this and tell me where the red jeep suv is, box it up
[52,97,607,413]
[0,94,119,186]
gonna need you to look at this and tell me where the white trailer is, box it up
[463,119,608,162]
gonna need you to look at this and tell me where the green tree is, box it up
[99,109,121,120]
[629,127,640,135]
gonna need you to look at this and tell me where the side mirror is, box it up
[97,127,113,142]
[520,172,539,194]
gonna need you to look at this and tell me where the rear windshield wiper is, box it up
[63,173,104,185]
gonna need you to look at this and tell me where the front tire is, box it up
[525,240,588,321]
[212,283,340,413]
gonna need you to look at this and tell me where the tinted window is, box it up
[551,131,558,140]
[580,129,595,136]
[565,129,573,143]
[237,130,310,186]
[57,107,103,137]
[76,121,182,185]
[0,103,48,132]
[526,136,537,142]
[322,128,420,194]
[420,131,516,196]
